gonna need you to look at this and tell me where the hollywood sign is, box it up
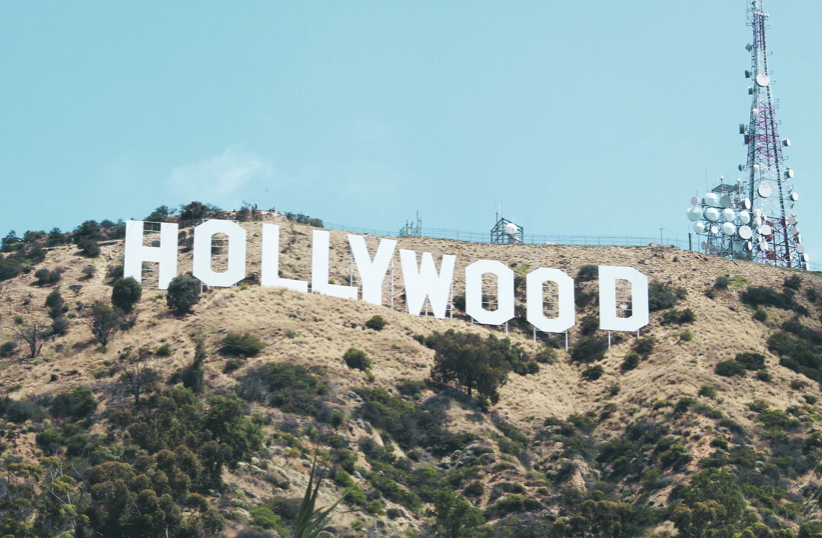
[124,220,649,333]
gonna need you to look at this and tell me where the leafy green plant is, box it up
[223,333,265,357]
[293,454,350,538]
[365,315,387,331]
[343,347,371,371]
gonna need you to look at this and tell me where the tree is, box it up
[111,277,142,313]
[45,288,64,319]
[118,349,159,404]
[166,275,201,314]
[433,489,485,538]
[144,205,174,222]
[179,201,210,221]
[78,238,100,258]
[172,338,206,393]
[86,300,122,346]
[430,330,512,404]
[13,319,47,358]
[343,348,371,371]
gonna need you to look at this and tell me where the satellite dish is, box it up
[785,169,794,179]
[788,216,797,225]
[704,193,720,207]
[783,138,791,147]
[721,208,736,221]
[739,210,751,225]
[711,225,720,235]
[702,241,709,250]
[791,210,798,217]
[803,253,810,262]
[720,195,732,208]
[790,227,800,236]
[790,192,799,201]
[752,108,759,118]
[505,223,518,235]
[756,74,770,87]
[746,43,753,52]
[758,184,772,198]
[745,69,752,78]
[722,222,737,236]
[754,208,762,217]
[753,164,761,174]
[693,221,706,233]
[739,225,753,240]
[745,241,753,251]
[690,196,699,206]
[797,245,806,254]
[759,224,772,236]
[743,198,751,209]
[705,207,721,222]
[687,207,703,221]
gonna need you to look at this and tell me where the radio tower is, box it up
[741,0,806,269]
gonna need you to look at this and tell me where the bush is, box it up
[78,238,100,257]
[715,360,746,377]
[661,308,696,325]
[45,288,64,319]
[649,280,686,312]
[238,362,328,417]
[680,330,693,341]
[621,352,641,371]
[106,264,124,281]
[699,385,717,399]
[365,315,387,331]
[634,336,656,358]
[0,341,17,357]
[742,286,807,315]
[51,316,70,336]
[756,370,772,382]
[34,268,60,285]
[714,275,731,290]
[581,364,604,381]
[711,436,730,450]
[224,358,246,373]
[36,428,63,453]
[735,352,766,371]
[577,265,598,282]
[166,274,201,314]
[344,347,371,371]
[111,277,142,313]
[429,330,514,403]
[784,275,802,290]
[571,335,608,363]
[752,309,767,322]
[50,386,97,418]
[82,265,96,278]
[155,343,172,357]
[223,333,265,357]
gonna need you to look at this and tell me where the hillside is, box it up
[1,213,822,538]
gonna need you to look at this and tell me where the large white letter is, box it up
[526,268,575,333]
[599,266,649,331]
[261,224,308,292]
[348,235,397,305]
[399,249,455,319]
[124,220,179,290]
[311,230,357,299]
[465,260,515,325]
[192,219,247,287]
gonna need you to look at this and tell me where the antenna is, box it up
[685,0,807,269]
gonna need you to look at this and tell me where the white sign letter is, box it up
[399,249,455,319]
[124,220,179,290]
[465,260,515,325]
[261,224,308,292]
[348,235,397,305]
[192,220,247,287]
[526,268,575,333]
[599,266,649,332]
[311,230,357,299]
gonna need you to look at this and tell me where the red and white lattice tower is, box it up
[741,0,807,269]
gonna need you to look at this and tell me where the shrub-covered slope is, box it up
[1,214,822,537]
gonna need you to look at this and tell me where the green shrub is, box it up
[534,345,557,364]
[155,343,172,357]
[223,358,246,373]
[579,314,599,336]
[223,333,265,357]
[166,274,201,314]
[753,309,767,322]
[464,481,485,497]
[111,277,142,313]
[715,360,746,377]
[649,280,686,312]
[741,286,808,315]
[239,362,328,417]
[634,336,656,358]
[50,386,97,419]
[661,308,696,325]
[735,352,766,371]
[699,385,717,399]
[343,347,371,371]
[35,268,61,285]
[576,265,598,282]
[365,315,387,331]
[714,275,731,290]
[711,436,729,450]
[680,330,693,341]
[784,275,802,290]
[51,316,70,336]
[581,364,604,381]
[78,238,100,257]
[0,341,17,357]
[36,428,63,453]
[571,335,608,363]
[616,351,638,372]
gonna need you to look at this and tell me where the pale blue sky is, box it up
[2,1,820,257]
